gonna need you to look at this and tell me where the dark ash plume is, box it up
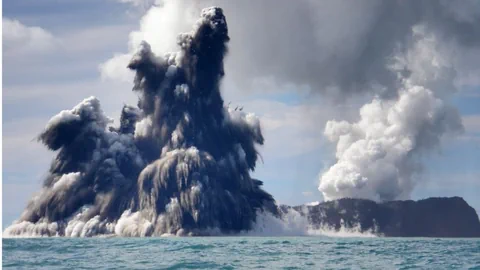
[5,7,277,237]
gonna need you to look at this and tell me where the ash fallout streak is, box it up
[5,7,277,237]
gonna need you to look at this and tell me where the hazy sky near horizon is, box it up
[3,0,480,227]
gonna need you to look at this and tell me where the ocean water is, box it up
[3,237,480,269]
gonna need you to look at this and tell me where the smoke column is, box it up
[5,7,277,237]
[319,26,463,201]
[101,1,480,204]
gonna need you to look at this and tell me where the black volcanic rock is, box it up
[284,197,480,237]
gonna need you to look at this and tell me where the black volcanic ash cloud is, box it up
[5,7,277,237]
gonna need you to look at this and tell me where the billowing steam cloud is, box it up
[101,1,479,204]
[222,0,480,98]
[5,7,277,237]
[319,26,464,201]
[103,0,480,98]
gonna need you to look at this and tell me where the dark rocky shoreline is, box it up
[281,197,480,237]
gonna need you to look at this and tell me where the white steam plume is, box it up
[319,26,463,201]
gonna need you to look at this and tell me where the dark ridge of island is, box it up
[281,197,480,237]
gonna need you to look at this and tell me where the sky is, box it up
[3,0,480,228]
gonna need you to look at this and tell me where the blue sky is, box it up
[3,0,480,228]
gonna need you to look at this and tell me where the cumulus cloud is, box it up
[3,18,59,55]
[243,98,361,160]
[99,53,134,83]
[100,0,199,81]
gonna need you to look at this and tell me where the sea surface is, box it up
[3,237,480,269]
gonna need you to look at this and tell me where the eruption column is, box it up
[5,7,277,237]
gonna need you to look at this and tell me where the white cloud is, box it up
[99,53,134,82]
[319,30,464,202]
[2,19,132,56]
[3,18,134,84]
[4,79,135,106]
[61,24,133,54]
[251,101,325,158]
[3,18,59,55]
[238,96,362,160]
[100,0,199,81]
